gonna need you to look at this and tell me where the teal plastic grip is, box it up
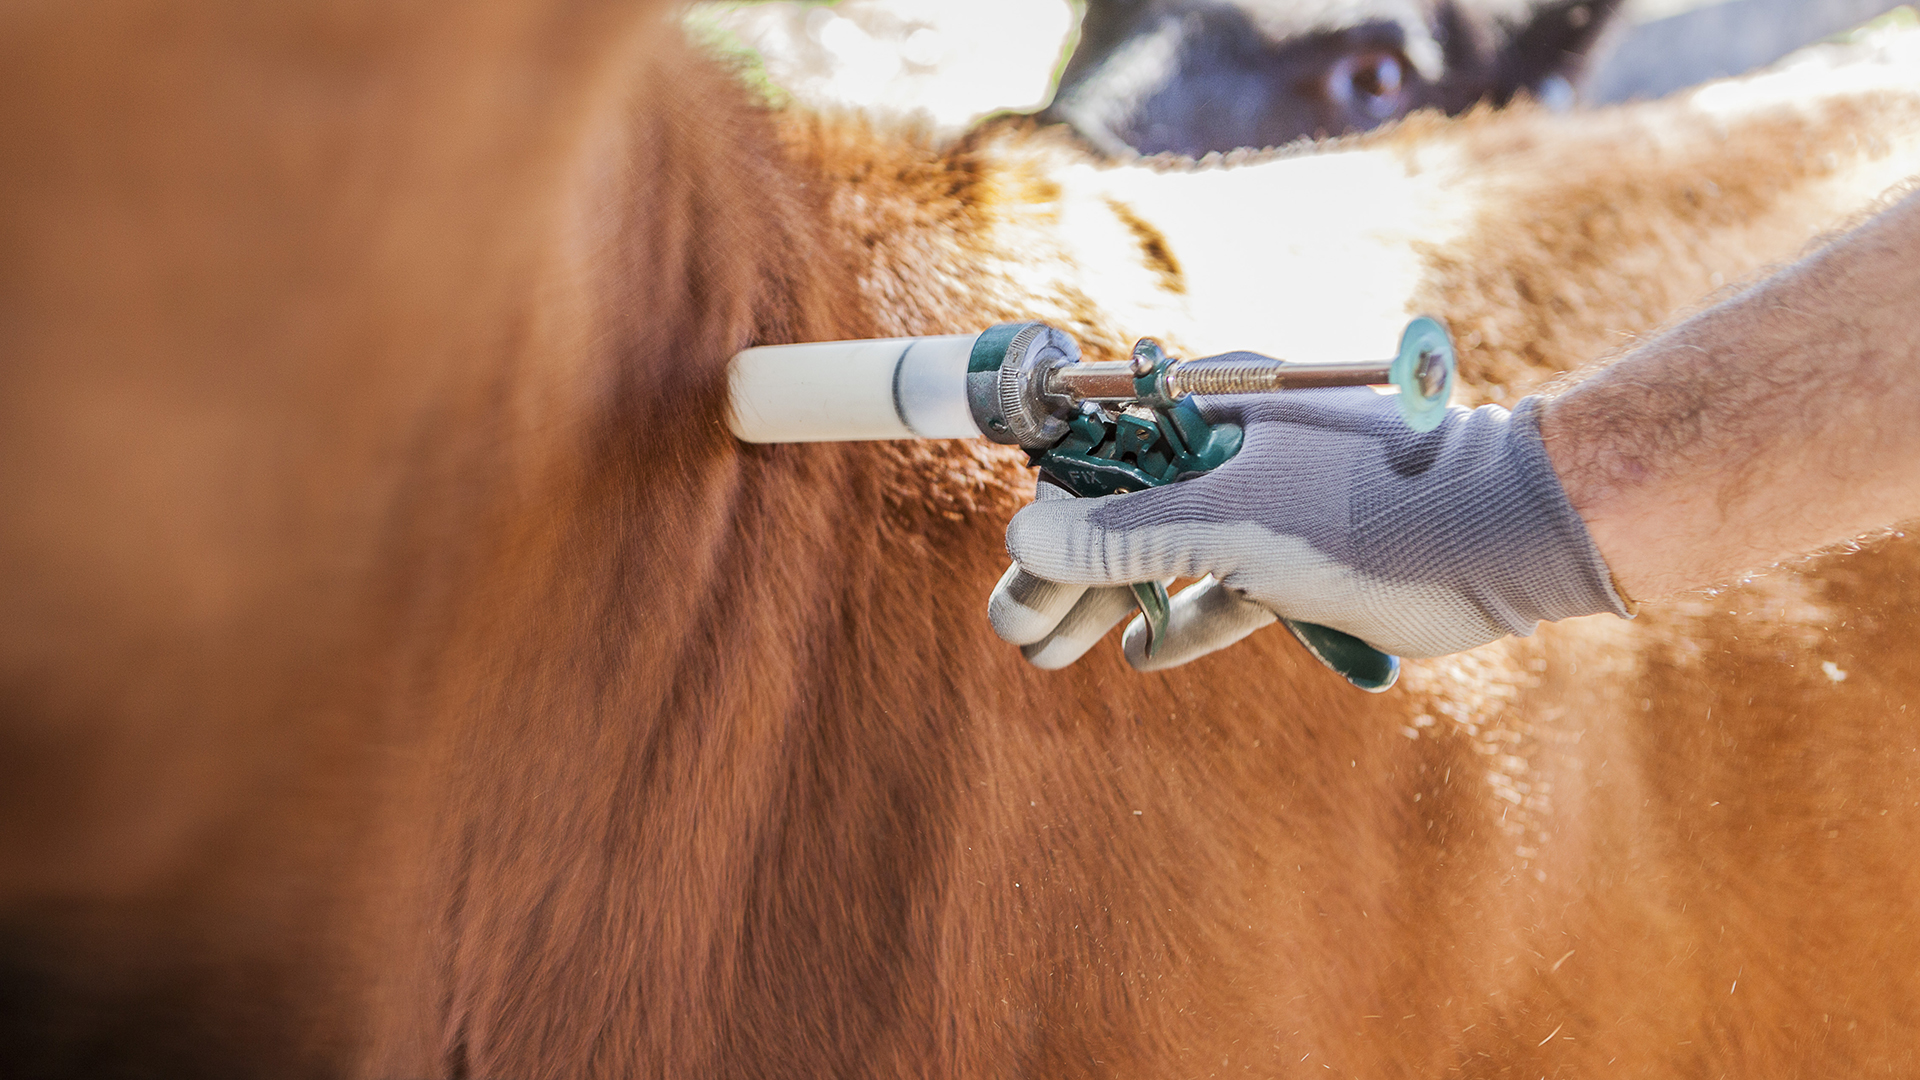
[1282,621,1399,693]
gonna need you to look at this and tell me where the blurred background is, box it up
[690,0,1915,140]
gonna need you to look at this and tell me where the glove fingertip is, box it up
[987,564,1086,646]
[990,599,1066,647]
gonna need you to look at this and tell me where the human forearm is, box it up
[1540,188,1920,600]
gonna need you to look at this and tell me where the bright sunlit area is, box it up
[689,0,1914,129]
[690,0,1080,132]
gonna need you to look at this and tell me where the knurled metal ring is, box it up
[995,324,1078,449]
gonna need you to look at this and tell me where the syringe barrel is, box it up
[728,333,984,443]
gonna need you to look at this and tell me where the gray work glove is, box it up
[988,388,1631,671]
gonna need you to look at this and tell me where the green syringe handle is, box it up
[1128,581,1172,649]
[1279,619,1400,692]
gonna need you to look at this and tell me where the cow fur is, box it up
[5,2,1920,1077]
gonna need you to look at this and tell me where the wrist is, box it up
[1537,378,1692,601]
[1500,397,1637,621]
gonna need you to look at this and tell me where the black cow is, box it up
[1043,0,1625,156]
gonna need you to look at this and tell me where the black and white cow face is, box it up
[1044,0,1624,157]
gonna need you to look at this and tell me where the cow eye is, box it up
[1326,49,1407,121]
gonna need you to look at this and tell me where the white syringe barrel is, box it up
[727,333,985,443]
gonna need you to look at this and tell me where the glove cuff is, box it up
[1500,396,1635,626]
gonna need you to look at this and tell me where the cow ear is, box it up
[1487,0,1627,103]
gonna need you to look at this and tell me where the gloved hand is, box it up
[988,387,1632,671]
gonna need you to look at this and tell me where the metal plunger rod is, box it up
[1044,356,1395,404]
[1043,361,1138,401]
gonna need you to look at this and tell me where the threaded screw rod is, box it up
[1162,358,1393,398]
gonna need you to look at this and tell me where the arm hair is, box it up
[1540,186,1920,600]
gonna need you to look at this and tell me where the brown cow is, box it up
[5,2,1920,1077]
